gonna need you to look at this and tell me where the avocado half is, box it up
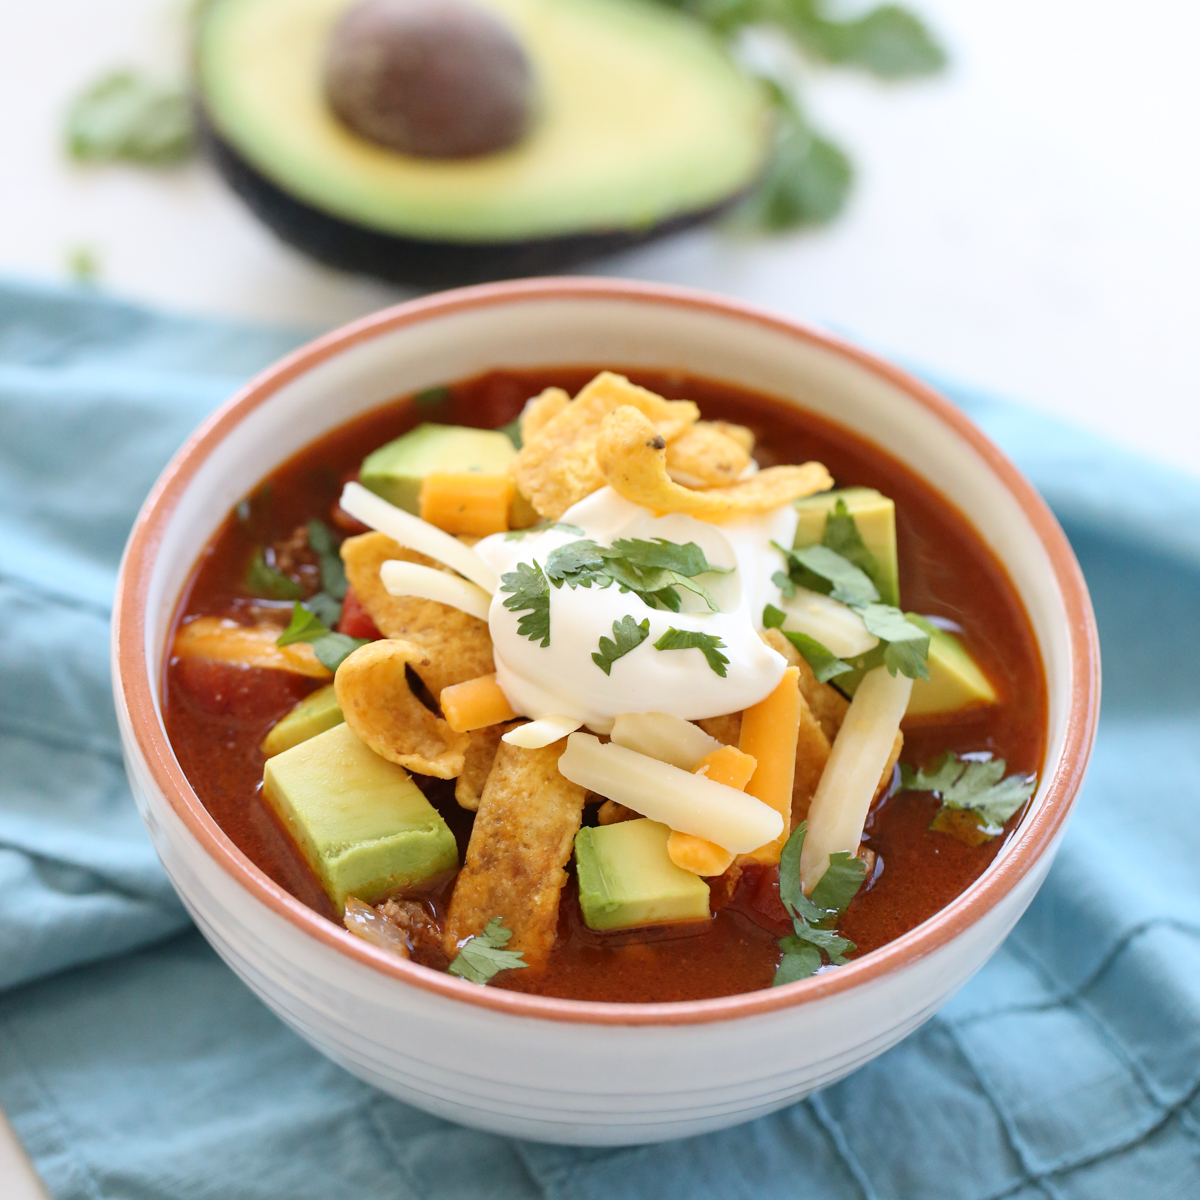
[195,0,773,287]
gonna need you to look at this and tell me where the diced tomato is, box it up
[173,656,311,719]
[338,586,383,640]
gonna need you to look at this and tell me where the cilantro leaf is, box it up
[901,751,1037,841]
[504,520,584,542]
[785,543,879,606]
[303,590,343,629]
[447,917,529,985]
[821,498,879,584]
[772,943,823,985]
[762,604,853,683]
[498,417,522,450]
[592,616,650,676]
[772,822,864,986]
[809,851,868,917]
[276,602,369,673]
[246,548,303,601]
[784,926,856,966]
[789,3,946,79]
[857,604,930,680]
[608,538,728,578]
[773,540,930,681]
[310,633,371,673]
[65,70,195,166]
[652,628,730,677]
[500,561,551,647]
[307,519,347,601]
[545,540,609,588]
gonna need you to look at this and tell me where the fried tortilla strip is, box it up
[511,372,699,519]
[695,712,742,747]
[341,532,493,697]
[173,617,331,678]
[335,639,469,779]
[519,386,570,443]
[443,738,587,968]
[760,627,849,743]
[664,421,754,489]
[596,406,832,522]
[455,723,510,810]
[877,731,904,800]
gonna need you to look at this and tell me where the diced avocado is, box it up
[907,618,998,716]
[574,819,710,932]
[261,684,343,758]
[794,487,900,606]
[262,722,457,912]
[836,618,997,717]
[360,424,517,514]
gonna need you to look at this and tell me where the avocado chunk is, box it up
[360,423,517,514]
[325,0,533,159]
[574,819,710,932]
[195,0,772,287]
[261,683,344,758]
[836,618,997,717]
[263,722,457,911]
[906,618,998,716]
[794,487,900,606]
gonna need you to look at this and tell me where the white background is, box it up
[2,0,1198,1191]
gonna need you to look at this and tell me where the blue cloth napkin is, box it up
[1,279,1197,1200]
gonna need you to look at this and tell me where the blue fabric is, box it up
[1,280,1197,1199]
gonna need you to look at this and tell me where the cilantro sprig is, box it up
[502,538,731,650]
[277,602,369,673]
[771,500,929,681]
[901,752,1037,845]
[545,537,728,613]
[447,917,529,985]
[773,822,868,986]
[653,628,730,677]
[246,549,303,601]
[499,560,551,647]
[592,616,651,676]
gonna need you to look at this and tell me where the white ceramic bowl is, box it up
[112,279,1099,1145]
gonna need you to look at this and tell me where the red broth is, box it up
[162,368,1047,1003]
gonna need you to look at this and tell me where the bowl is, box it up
[112,278,1099,1145]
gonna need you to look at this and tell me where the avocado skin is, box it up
[201,111,756,288]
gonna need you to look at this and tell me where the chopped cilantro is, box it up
[447,917,528,985]
[245,548,302,601]
[762,603,853,683]
[504,520,584,542]
[65,70,195,166]
[499,561,551,647]
[415,385,450,410]
[498,416,522,449]
[592,615,650,676]
[822,498,880,581]
[653,628,730,677]
[303,590,342,629]
[772,823,868,986]
[544,536,727,614]
[772,513,930,681]
[306,519,347,601]
[901,751,1036,842]
[276,602,369,672]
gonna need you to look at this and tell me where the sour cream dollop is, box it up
[473,488,799,731]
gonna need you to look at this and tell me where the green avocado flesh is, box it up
[262,722,458,912]
[575,819,710,932]
[360,423,517,514]
[261,683,343,757]
[794,487,900,607]
[196,0,771,242]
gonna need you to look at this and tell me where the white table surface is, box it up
[2,0,1198,1194]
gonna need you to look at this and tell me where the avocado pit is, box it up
[324,0,534,159]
